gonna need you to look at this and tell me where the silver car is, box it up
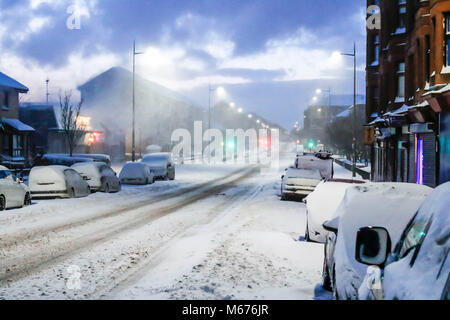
[0,165,32,210]
[72,162,121,193]
[141,153,175,180]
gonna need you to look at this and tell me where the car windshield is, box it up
[0,170,14,180]
[395,213,433,266]
[142,155,169,164]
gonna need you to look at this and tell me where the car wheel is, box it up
[322,259,332,291]
[68,188,75,198]
[24,193,32,206]
[0,195,5,211]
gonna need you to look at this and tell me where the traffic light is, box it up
[307,141,315,150]
[227,140,235,149]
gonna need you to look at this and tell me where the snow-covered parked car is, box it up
[0,165,32,210]
[281,167,322,200]
[29,165,91,199]
[295,153,333,180]
[321,183,432,299]
[357,182,450,300]
[141,152,175,180]
[119,162,155,185]
[305,178,365,243]
[71,162,121,193]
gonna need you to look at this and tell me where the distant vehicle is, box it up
[321,183,432,299]
[141,153,175,180]
[119,162,155,185]
[295,153,333,180]
[71,162,121,193]
[305,179,365,243]
[29,165,91,199]
[0,165,31,210]
[34,154,93,167]
[281,167,322,200]
[357,182,450,300]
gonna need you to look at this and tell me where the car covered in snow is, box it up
[119,162,155,185]
[321,182,432,299]
[0,165,32,210]
[357,182,450,300]
[295,153,333,180]
[71,162,121,193]
[141,153,175,180]
[29,165,91,199]
[35,154,94,167]
[281,167,322,200]
[304,178,365,243]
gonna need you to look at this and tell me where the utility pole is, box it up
[132,40,143,162]
[45,78,50,105]
[341,42,357,177]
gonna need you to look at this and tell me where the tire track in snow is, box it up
[0,167,259,285]
[0,166,251,250]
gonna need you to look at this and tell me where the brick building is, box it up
[366,0,450,187]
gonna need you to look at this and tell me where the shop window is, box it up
[398,0,407,29]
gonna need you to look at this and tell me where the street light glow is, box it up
[229,102,235,108]
[216,86,226,96]
[248,114,253,118]
[237,108,243,113]
[316,89,322,94]
[313,97,318,101]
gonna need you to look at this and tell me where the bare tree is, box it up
[59,91,86,156]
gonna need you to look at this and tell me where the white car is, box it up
[29,165,91,199]
[295,153,333,180]
[305,178,365,243]
[72,162,121,193]
[357,182,450,300]
[119,162,155,185]
[322,183,432,299]
[0,165,32,210]
[141,153,175,180]
[281,167,322,200]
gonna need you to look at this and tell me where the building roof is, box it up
[0,72,29,93]
[2,118,35,132]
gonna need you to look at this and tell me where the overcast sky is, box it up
[0,0,367,129]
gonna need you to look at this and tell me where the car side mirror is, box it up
[355,227,391,266]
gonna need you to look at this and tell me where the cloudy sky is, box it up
[0,0,367,129]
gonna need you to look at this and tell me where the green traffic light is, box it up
[227,141,235,149]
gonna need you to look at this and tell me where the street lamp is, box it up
[248,114,253,118]
[229,102,235,108]
[341,42,357,178]
[132,40,144,162]
[237,108,243,113]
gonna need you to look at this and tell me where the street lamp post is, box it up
[341,42,357,178]
[132,41,144,162]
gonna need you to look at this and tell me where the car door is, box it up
[64,169,86,197]
[10,173,26,206]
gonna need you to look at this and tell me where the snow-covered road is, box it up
[0,155,350,300]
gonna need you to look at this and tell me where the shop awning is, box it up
[2,118,35,132]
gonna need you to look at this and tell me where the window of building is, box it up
[425,35,431,81]
[372,35,380,65]
[398,0,407,29]
[1,91,10,110]
[445,14,450,66]
[397,62,406,98]
[12,135,23,157]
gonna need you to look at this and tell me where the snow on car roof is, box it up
[143,152,171,158]
[306,180,365,224]
[0,165,10,171]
